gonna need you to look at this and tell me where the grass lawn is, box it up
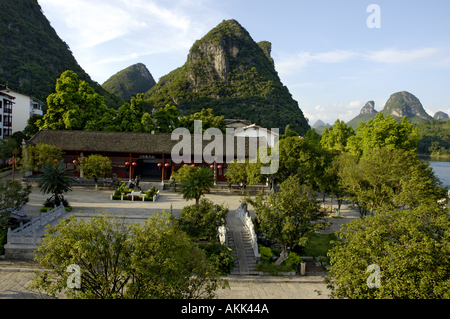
[297,232,337,257]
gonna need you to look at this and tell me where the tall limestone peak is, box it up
[360,101,377,115]
[145,19,310,135]
[382,91,431,120]
[102,63,156,101]
[184,19,277,91]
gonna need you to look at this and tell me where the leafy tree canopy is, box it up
[37,71,111,131]
[346,113,420,158]
[31,213,227,299]
[0,179,32,229]
[325,204,450,299]
[20,143,63,173]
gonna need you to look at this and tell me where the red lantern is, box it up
[210,165,214,169]
[73,160,78,164]
[132,162,137,167]
[125,162,130,166]
[191,164,196,168]
[157,163,162,168]
[165,163,170,167]
[217,165,223,169]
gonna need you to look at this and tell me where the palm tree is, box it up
[179,167,215,205]
[37,161,76,207]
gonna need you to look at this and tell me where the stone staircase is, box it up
[226,224,258,275]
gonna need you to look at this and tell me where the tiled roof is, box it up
[28,129,267,156]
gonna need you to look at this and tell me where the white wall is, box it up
[0,90,43,134]
[232,127,279,147]
[11,93,30,134]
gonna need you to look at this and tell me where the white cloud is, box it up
[276,47,444,76]
[347,101,363,109]
[315,105,325,112]
[37,0,223,82]
[366,48,440,64]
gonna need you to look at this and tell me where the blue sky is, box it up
[37,0,450,126]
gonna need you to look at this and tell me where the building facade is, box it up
[0,91,15,139]
[231,124,280,147]
[27,130,267,182]
[0,87,44,134]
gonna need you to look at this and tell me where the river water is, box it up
[420,156,450,189]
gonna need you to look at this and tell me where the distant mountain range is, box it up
[311,120,331,135]
[345,91,442,131]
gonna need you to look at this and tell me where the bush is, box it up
[198,242,236,275]
[43,196,69,208]
[255,260,294,275]
[258,244,273,262]
[285,252,302,272]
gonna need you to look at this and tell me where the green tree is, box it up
[79,154,112,188]
[225,158,263,194]
[276,136,321,187]
[180,167,215,205]
[245,176,329,266]
[110,94,146,132]
[20,143,63,173]
[320,119,355,152]
[31,213,227,299]
[171,164,197,191]
[178,108,227,134]
[0,179,32,230]
[178,199,229,241]
[37,161,76,207]
[37,70,111,131]
[23,114,43,139]
[338,148,446,217]
[153,104,180,133]
[346,113,420,159]
[0,138,19,164]
[325,205,450,299]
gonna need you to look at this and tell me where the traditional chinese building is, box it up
[26,129,267,182]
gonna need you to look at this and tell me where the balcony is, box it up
[30,108,43,116]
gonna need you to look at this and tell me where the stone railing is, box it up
[235,202,261,262]
[110,190,160,202]
[7,203,66,246]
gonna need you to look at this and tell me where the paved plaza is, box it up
[0,176,360,299]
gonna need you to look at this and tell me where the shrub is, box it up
[285,252,302,272]
[198,242,236,275]
[258,244,273,262]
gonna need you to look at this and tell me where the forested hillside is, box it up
[0,0,123,108]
